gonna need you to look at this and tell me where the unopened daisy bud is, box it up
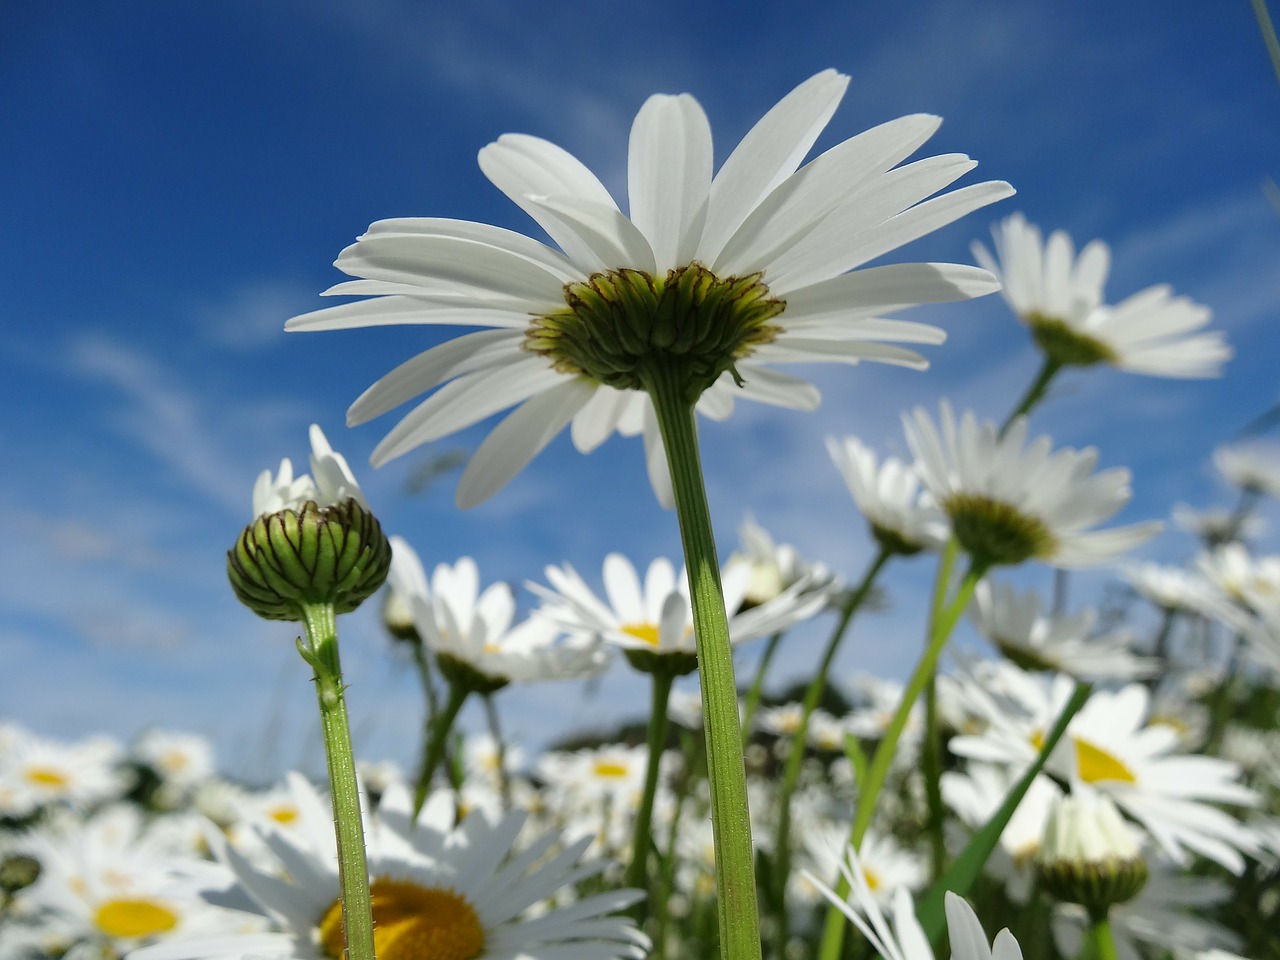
[1037,791,1147,916]
[227,425,391,622]
[0,853,40,896]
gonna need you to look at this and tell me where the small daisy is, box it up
[800,824,926,908]
[904,401,1160,568]
[0,727,129,816]
[1172,503,1264,548]
[973,213,1229,378]
[949,672,1261,873]
[806,844,1024,960]
[528,551,831,664]
[1214,442,1280,499]
[969,580,1157,679]
[15,805,261,955]
[1121,561,1236,622]
[286,70,1012,507]
[133,730,215,793]
[730,514,836,607]
[388,537,607,686]
[826,434,948,555]
[131,777,646,960]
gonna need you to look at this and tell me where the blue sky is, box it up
[3,0,1280,782]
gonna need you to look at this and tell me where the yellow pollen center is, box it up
[94,898,179,939]
[863,868,881,892]
[161,751,189,771]
[621,623,661,646]
[269,806,299,824]
[1073,736,1137,784]
[318,878,484,960]
[25,766,69,788]
[592,761,631,778]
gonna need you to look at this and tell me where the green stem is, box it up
[1002,355,1063,433]
[770,548,891,950]
[411,639,441,723]
[628,670,675,923]
[922,669,946,880]
[413,680,469,815]
[657,729,700,960]
[643,360,761,960]
[740,631,784,748]
[1087,912,1120,960]
[483,693,511,810]
[298,603,375,960]
[818,542,984,960]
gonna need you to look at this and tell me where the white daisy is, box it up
[528,551,831,663]
[969,580,1157,679]
[15,805,261,954]
[132,730,215,793]
[949,672,1261,873]
[1172,503,1264,547]
[131,777,646,960]
[252,423,367,518]
[1214,442,1280,499]
[903,401,1160,568]
[806,845,1023,960]
[0,727,128,816]
[730,514,836,607]
[826,435,948,555]
[388,537,607,686]
[1121,561,1235,621]
[973,213,1229,378]
[286,70,1012,507]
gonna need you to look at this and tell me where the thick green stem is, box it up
[628,670,675,923]
[1002,355,1063,433]
[1087,912,1120,960]
[740,631,784,747]
[818,543,984,960]
[299,603,375,960]
[770,548,891,949]
[643,360,761,960]
[413,680,469,816]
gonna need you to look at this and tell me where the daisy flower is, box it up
[973,213,1229,378]
[0,727,128,816]
[528,551,831,668]
[388,537,607,687]
[730,514,836,607]
[1214,442,1280,499]
[903,401,1160,568]
[286,70,1012,507]
[131,776,646,960]
[969,580,1157,679]
[826,434,948,555]
[949,672,1261,873]
[132,729,215,794]
[806,844,1024,960]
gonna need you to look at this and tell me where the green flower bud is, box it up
[228,498,391,621]
[1037,791,1148,918]
[0,854,40,896]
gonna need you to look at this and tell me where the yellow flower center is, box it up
[94,898,179,939]
[269,805,299,825]
[1073,737,1137,784]
[621,622,661,646]
[592,760,631,779]
[318,878,484,960]
[24,766,69,789]
[863,867,881,892]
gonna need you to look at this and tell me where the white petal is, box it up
[336,234,567,305]
[780,263,1001,322]
[945,891,993,960]
[370,358,562,465]
[479,134,620,272]
[755,337,929,369]
[733,365,822,410]
[643,411,675,509]
[285,295,531,332]
[628,93,714,271]
[714,113,943,275]
[348,329,525,425]
[570,386,635,453]
[526,195,656,273]
[700,69,850,262]
[360,217,577,277]
[456,378,596,508]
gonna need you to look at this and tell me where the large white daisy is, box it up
[903,401,1160,568]
[972,213,1229,378]
[286,70,1012,507]
[131,776,646,960]
[948,671,1261,873]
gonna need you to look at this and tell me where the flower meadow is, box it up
[4,69,1280,960]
